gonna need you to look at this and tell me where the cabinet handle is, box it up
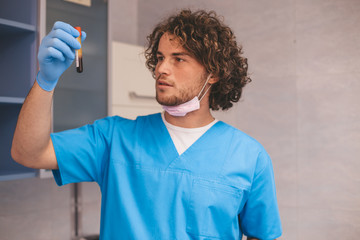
[129,91,155,100]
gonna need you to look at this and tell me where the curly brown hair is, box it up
[145,9,251,111]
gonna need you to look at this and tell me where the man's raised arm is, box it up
[11,21,86,170]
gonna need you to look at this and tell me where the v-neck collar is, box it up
[156,113,223,158]
[141,113,231,176]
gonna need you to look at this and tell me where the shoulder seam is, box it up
[252,150,270,183]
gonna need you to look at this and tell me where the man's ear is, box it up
[209,75,219,84]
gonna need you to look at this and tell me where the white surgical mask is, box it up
[162,75,212,117]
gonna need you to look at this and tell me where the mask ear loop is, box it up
[198,75,212,101]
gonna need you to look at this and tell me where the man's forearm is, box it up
[11,81,55,169]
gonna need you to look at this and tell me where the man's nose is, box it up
[156,59,171,75]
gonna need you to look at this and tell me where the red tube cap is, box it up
[75,26,81,36]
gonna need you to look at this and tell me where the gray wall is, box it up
[0,177,101,239]
[1,0,359,239]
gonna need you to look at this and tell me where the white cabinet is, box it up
[110,41,162,119]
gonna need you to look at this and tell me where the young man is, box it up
[12,9,282,240]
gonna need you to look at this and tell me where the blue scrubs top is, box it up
[51,113,282,240]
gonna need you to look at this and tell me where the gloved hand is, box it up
[36,21,87,91]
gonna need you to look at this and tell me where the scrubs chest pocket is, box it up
[186,179,243,239]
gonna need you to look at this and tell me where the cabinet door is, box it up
[111,41,162,119]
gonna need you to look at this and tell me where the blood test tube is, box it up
[74,26,83,73]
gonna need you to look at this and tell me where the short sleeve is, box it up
[51,117,114,187]
[239,150,282,240]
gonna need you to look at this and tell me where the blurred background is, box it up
[0,0,359,239]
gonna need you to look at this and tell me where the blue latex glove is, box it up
[36,21,87,91]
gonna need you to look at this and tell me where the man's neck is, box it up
[164,106,215,128]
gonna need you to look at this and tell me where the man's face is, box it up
[155,33,207,106]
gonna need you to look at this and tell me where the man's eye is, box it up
[176,58,184,62]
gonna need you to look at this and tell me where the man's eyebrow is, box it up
[172,52,191,57]
[156,51,191,57]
